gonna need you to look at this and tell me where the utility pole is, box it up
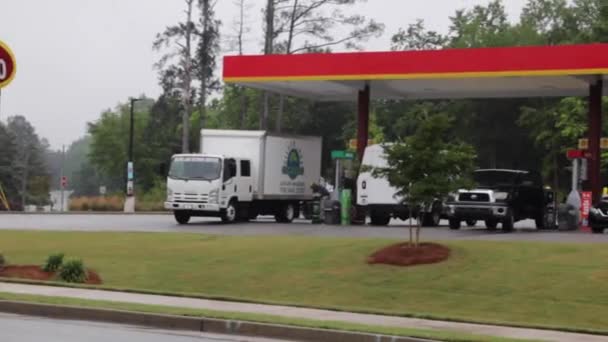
[60,144,65,212]
[124,98,141,213]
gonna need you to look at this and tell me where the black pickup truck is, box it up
[446,169,554,231]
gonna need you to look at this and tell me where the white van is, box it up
[356,144,443,226]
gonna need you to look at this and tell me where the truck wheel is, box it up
[592,227,605,234]
[174,211,191,225]
[449,219,461,230]
[466,220,477,227]
[221,200,238,223]
[370,212,391,226]
[485,220,498,230]
[275,203,296,223]
[502,211,514,232]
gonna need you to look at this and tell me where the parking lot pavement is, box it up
[0,213,606,243]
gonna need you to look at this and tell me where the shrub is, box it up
[69,196,124,212]
[58,259,87,283]
[42,253,64,272]
[0,253,5,270]
[136,181,166,212]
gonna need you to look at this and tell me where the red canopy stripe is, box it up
[223,43,608,82]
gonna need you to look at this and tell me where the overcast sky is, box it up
[0,0,527,149]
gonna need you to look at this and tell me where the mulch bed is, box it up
[0,265,102,284]
[367,242,451,267]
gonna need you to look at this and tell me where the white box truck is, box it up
[356,144,444,226]
[165,129,322,224]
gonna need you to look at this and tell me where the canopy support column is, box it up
[357,84,370,161]
[588,78,603,203]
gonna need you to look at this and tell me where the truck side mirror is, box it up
[159,163,167,177]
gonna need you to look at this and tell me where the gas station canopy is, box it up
[223,43,608,101]
[223,43,608,201]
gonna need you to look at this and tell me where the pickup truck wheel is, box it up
[370,212,391,226]
[221,201,238,223]
[275,203,296,223]
[485,220,498,230]
[174,211,191,225]
[449,219,461,230]
[502,211,515,232]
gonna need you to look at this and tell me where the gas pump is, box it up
[564,149,590,230]
[325,150,356,225]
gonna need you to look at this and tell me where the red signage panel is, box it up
[0,40,17,88]
[581,191,592,232]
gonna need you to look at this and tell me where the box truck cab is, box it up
[165,130,322,224]
[357,144,443,226]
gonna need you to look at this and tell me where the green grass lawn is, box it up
[0,230,607,332]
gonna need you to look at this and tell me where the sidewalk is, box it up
[1,282,606,342]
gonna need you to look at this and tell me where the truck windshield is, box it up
[473,171,520,188]
[169,157,222,181]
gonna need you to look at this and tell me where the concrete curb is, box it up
[0,300,435,342]
[0,211,169,215]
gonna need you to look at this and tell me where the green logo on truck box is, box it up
[282,142,304,180]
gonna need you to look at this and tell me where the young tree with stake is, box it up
[374,114,476,247]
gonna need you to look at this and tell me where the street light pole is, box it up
[124,98,141,213]
[129,98,136,166]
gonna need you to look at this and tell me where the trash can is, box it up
[323,200,341,225]
[340,189,352,226]
[311,197,322,224]
[558,203,579,231]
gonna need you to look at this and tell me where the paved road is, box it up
[0,213,606,243]
[0,312,287,342]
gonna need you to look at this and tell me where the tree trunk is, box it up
[553,148,559,197]
[264,0,274,55]
[408,216,414,246]
[262,0,274,131]
[20,151,30,210]
[237,0,245,56]
[181,107,190,153]
[181,0,195,154]
[416,218,421,247]
[239,87,248,129]
[261,92,270,130]
[276,94,284,132]
[286,0,298,53]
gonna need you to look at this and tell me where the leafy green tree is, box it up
[195,0,221,143]
[520,0,577,44]
[87,99,156,193]
[0,122,17,209]
[375,114,476,246]
[6,116,50,208]
[391,19,447,51]
[154,0,197,153]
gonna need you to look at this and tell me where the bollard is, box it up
[340,189,352,225]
